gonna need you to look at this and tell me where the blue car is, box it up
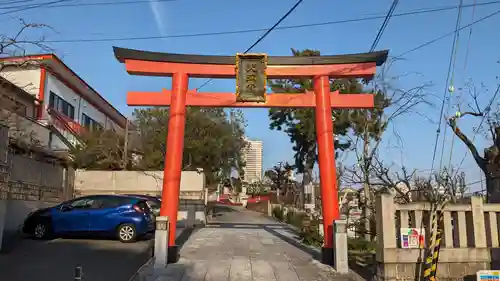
[22,195,154,243]
[123,194,161,216]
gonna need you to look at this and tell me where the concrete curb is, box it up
[128,256,154,281]
[128,227,194,281]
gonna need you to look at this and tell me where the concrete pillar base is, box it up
[333,220,348,273]
[154,216,169,269]
[167,245,180,264]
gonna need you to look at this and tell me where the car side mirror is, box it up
[60,205,72,212]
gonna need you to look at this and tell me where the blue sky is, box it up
[2,0,498,192]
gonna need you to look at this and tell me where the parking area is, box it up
[0,236,153,281]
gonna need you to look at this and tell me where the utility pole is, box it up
[123,118,129,170]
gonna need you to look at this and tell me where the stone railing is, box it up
[375,193,498,281]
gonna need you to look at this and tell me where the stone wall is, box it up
[0,124,73,252]
[75,170,205,199]
[377,260,487,281]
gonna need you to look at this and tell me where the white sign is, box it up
[400,228,425,249]
[304,204,315,211]
[477,270,500,281]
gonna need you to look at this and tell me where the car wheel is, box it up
[33,222,51,240]
[117,223,137,243]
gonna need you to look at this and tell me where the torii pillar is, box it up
[113,47,388,265]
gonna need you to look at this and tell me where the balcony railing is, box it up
[47,107,84,137]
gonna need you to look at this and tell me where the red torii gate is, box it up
[113,47,388,264]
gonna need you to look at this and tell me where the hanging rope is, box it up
[438,0,464,172]
[427,0,465,177]
[448,0,476,172]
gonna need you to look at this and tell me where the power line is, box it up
[463,0,477,71]
[0,0,35,6]
[394,7,500,58]
[428,0,464,178]
[451,0,478,174]
[0,0,177,10]
[196,0,305,91]
[439,0,464,173]
[22,1,498,44]
[0,0,74,16]
[2,0,495,12]
[369,0,400,52]
[465,178,485,187]
[244,0,304,53]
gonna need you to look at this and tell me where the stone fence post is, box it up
[204,187,208,206]
[154,216,169,269]
[470,196,486,248]
[375,193,396,262]
[333,220,348,273]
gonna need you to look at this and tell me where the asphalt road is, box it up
[0,236,153,281]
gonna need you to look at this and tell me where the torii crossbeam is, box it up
[114,47,388,265]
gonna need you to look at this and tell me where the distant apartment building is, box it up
[242,139,263,183]
[0,54,127,150]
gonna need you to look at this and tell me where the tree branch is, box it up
[448,112,487,171]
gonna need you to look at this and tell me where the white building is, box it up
[0,54,127,150]
[0,76,73,149]
[241,139,263,183]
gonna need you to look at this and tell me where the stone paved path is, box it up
[151,205,354,281]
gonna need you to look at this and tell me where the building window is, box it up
[49,91,75,119]
[82,113,103,131]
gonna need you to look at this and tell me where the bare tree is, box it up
[447,81,500,202]
[0,19,55,148]
[345,59,432,240]
[344,153,467,238]
[0,19,54,59]
[412,169,467,204]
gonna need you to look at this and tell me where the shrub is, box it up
[347,237,376,252]
[300,225,323,247]
[272,206,284,221]
[276,208,324,247]
[299,214,323,247]
[285,210,294,223]
[290,212,305,229]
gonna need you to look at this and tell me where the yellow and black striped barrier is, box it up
[423,203,438,281]
[423,200,448,281]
